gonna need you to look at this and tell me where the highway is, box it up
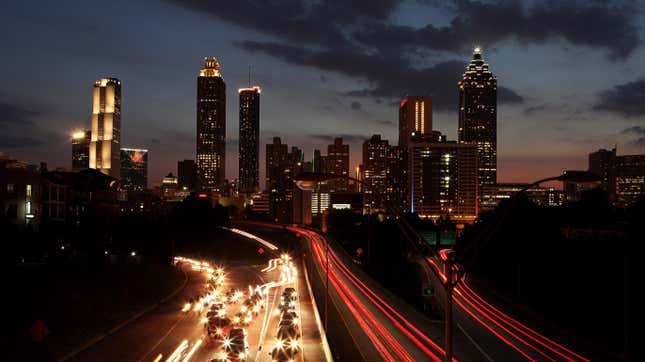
[240,222,589,362]
[238,222,486,361]
[70,228,327,362]
[422,249,590,361]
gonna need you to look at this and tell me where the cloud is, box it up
[308,134,368,143]
[168,0,639,111]
[595,79,645,117]
[355,1,638,59]
[240,41,523,110]
[350,101,362,110]
[0,99,37,125]
[373,119,395,126]
[0,133,46,148]
[623,126,645,146]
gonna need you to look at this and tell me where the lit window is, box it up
[26,184,32,198]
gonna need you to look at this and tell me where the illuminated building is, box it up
[72,129,91,171]
[0,155,41,229]
[89,78,121,178]
[311,181,331,216]
[362,135,389,211]
[266,137,297,222]
[196,57,226,193]
[160,172,180,201]
[120,148,148,192]
[479,183,564,212]
[238,86,260,194]
[327,137,350,191]
[585,148,645,206]
[178,159,196,191]
[458,48,497,199]
[266,137,288,190]
[613,155,645,207]
[409,135,478,224]
[249,192,270,214]
[385,145,409,214]
[399,96,432,148]
[312,149,326,173]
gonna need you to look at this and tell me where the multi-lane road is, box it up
[68,222,588,361]
[238,222,589,362]
[69,228,328,362]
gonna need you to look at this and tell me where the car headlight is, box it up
[238,352,245,359]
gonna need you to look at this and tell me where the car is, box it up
[282,288,296,299]
[276,324,300,341]
[232,312,252,327]
[281,311,297,321]
[206,317,231,339]
[224,328,249,361]
[270,345,298,362]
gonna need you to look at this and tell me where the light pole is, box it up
[295,172,461,361]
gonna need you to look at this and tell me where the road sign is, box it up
[422,285,435,297]
[356,247,363,256]
[257,247,265,255]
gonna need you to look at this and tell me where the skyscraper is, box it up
[72,129,91,171]
[385,145,409,214]
[362,134,389,211]
[589,148,617,198]
[327,137,350,191]
[196,57,226,193]
[89,78,121,178]
[120,148,148,192]
[178,159,196,191]
[409,133,478,223]
[399,96,432,148]
[458,48,497,197]
[238,86,260,194]
[266,137,288,191]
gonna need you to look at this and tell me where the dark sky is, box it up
[2,0,645,186]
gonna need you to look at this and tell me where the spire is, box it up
[473,47,482,60]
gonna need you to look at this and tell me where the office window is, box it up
[7,184,14,193]
[26,184,32,198]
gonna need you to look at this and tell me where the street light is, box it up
[295,172,460,361]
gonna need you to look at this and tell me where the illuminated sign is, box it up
[332,203,351,210]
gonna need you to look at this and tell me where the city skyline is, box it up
[2,1,645,187]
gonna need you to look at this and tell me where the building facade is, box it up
[196,57,226,193]
[399,96,432,149]
[362,135,389,211]
[385,145,409,214]
[458,48,497,198]
[238,86,260,194]
[409,138,478,223]
[90,78,121,178]
[72,129,91,171]
[120,148,148,192]
[327,137,350,191]
[479,183,564,212]
[614,155,645,207]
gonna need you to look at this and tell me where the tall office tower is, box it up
[312,149,326,173]
[238,86,260,194]
[409,135,478,224]
[613,154,645,207]
[588,148,617,198]
[327,137,350,191]
[120,148,148,192]
[385,145,409,213]
[72,130,91,171]
[178,159,197,191]
[266,137,293,222]
[89,78,121,178]
[266,137,288,190]
[399,96,432,148]
[458,48,497,197]
[196,57,226,193]
[362,135,389,211]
